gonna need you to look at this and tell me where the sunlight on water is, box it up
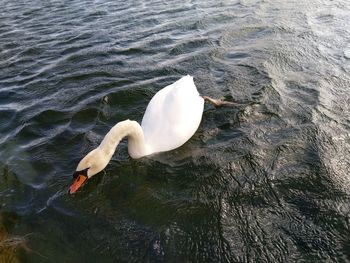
[0,0,349,262]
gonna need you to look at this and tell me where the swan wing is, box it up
[141,75,204,154]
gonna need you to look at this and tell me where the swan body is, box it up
[70,75,204,193]
[141,75,204,155]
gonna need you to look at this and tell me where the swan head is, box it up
[69,148,110,194]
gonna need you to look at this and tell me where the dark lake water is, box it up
[1,0,350,262]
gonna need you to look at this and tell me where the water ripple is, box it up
[1,0,350,262]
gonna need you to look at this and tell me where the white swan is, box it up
[70,75,205,193]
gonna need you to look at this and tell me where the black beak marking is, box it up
[72,167,89,179]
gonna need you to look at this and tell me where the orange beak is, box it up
[69,175,87,194]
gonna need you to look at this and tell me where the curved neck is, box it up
[99,120,149,159]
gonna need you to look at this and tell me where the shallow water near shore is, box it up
[1,0,350,262]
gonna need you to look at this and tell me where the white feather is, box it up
[75,75,204,178]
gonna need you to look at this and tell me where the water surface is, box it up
[0,0,350,262]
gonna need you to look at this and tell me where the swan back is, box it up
[141,75,204,154]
